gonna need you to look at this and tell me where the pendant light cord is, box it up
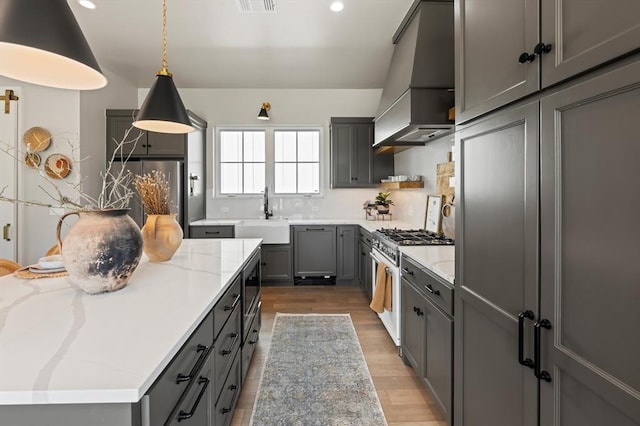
[158,0,172,76]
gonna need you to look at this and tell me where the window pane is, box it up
[244,131,265,162]
[275,163,297,193]
[274,131,297,162]
[244,163,265,194]
[220,131,242,162]
[298,163,320,194]
[220,163,242,194]
[297,131,319,162]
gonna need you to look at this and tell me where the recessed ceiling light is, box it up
[330,1,344,12]
[78,0,97,9]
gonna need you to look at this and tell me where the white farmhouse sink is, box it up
[235,219,290,244]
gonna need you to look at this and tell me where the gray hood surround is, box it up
[374,0,454,153]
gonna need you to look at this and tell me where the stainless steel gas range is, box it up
[370,228,454,347]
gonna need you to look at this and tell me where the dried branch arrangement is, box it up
[0,126,144,211]
[133,170,171,215]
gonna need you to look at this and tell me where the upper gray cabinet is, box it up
[330,118,393,188]
[455,0,640,124]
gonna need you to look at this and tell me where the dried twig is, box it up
[133,170,171,215]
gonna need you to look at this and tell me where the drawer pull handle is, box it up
[425,284,440,296]
[534,319,553,382]
[219,384,239,414]
[401,267,414,276]
[176,344,208,384]
[220,333,239,356]
[305,227,325,231]
[249,329,259,344]
[224,293,241,311]
[177,377,210,421]
[205,231,220,235]
[518,310,535,369]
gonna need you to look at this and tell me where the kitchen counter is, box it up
[399,246,455,284]
[0,238,261,405]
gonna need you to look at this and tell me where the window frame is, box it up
[214,125,323,198]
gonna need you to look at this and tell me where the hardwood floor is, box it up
[231,286,446,426]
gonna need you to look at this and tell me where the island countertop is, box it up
[0,238,261,406]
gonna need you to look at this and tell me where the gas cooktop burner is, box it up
[375,228,454,246]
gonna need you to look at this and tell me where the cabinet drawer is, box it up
[165,347,214,425]
[214,305,242,401]
[242,301,261,382]
[401,256,453,316]
[215,352,242,426]
[359,227,373,247]
[189,225,234,239]
[145,311,213,426]
[214,275,242,340]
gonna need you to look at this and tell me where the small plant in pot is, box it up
[375,192,394,214]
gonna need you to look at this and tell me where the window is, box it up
[274,130,320,194]
[216,128,321,196]
[219,130,265,194]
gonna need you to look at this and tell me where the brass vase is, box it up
[56,209,143,294]
[141,214,183,263]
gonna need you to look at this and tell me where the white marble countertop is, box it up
[190,217,419,233]
[0,239,261,406]
[399,246,455,284]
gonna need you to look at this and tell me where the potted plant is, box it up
[375,192,394,214]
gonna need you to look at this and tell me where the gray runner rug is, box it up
[250,313,387,426]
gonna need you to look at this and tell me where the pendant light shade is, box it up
[0,0,107,90]
[132,0,193,134]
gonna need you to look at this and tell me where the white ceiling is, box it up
[70,0,415,89]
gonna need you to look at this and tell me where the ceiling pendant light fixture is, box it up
[257,102,270,120]
[0,0,107,90]
[133,0,193,134]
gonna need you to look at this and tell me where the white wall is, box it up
[390,134,454,226]
[138,88,396,220]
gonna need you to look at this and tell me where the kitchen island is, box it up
[0,238,261,425]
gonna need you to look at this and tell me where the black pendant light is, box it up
[0,0,107,90]
[133,0,193,134]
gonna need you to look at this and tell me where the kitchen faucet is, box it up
[263,186,273,219]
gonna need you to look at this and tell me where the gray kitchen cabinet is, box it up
[401,255,453,425]
[292,225,337,278]
[455,101,539,426]
[261,244,293,283]
[336,225,357,283]
[455,0,640,124]
[189,225,234,239]
[330,117,393,187]
[538,59,640,426]
[358,227,373,297]
[165,349,214,426]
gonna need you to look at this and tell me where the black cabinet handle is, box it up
[417,308,424,317]
[518,52,536,63]
[219,384,239,414]
[401,267,414,276]
[176,344,209,384]
[224,293,241,311]
[534,42,552,55]
[261,261,266,266]
[248,329,259,344]
[177,377,210,421]
[518,310,535,369]
[534,319,552,382]
[425,284,440,296]
[305,227,326,231]
[205,231,220,235]
[220,333,239,356]
[413,306,418,313]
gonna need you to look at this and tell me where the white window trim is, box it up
[213,125,324,199]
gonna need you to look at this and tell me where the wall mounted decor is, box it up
[44,153,71,179]
[23,127,51,152]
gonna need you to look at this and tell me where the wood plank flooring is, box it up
[231,286,446,426]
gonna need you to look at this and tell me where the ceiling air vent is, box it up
[235,0,277,13]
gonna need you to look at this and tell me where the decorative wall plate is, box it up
[23,127,52,152]
[24,152,41,169]
[44,153,71,179]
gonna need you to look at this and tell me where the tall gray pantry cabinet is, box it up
[454,1,640,425]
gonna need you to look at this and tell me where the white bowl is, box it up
[38,254,64,270]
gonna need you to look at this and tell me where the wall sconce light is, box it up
[133,0,193,134]
[0,0,107,90]
[257,102,271,120]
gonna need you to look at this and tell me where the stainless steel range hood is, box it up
[374,1,454,153]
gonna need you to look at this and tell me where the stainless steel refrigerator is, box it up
[113,160,183,229]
